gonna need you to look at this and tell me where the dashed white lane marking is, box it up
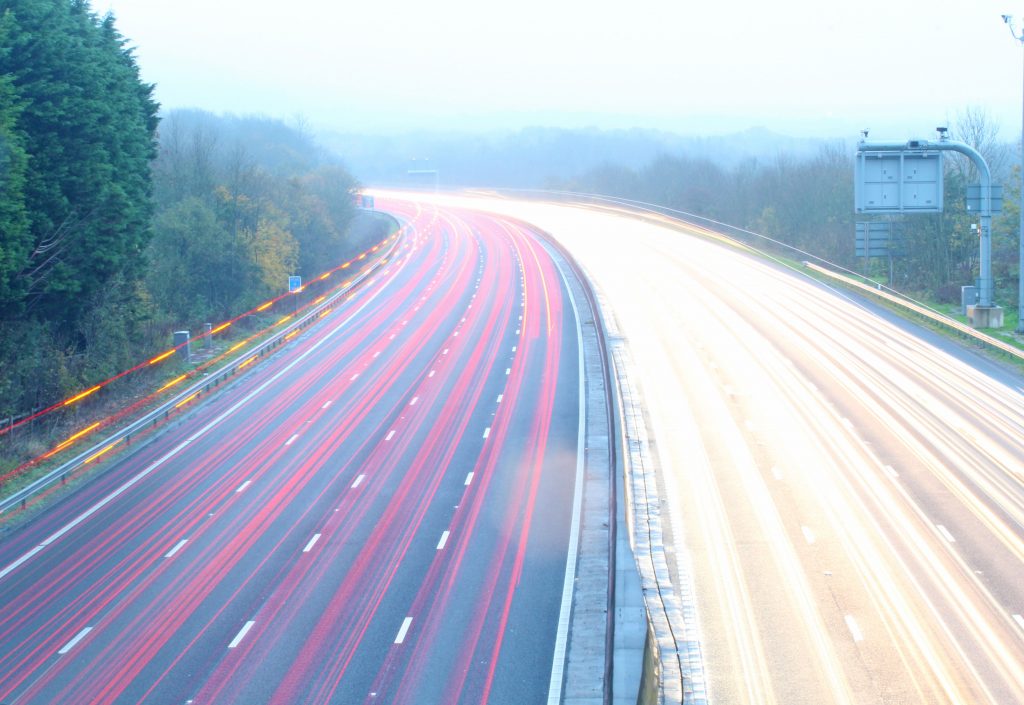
[801,526,815,545]
[165,539,188,558]
[321,400,332,410]
[1014,614,1024,631]
[228,620,256,649]
[58,627,93,655]
[505,368,511,375]
[303,533,322,553]
[518,315,522,321]
[442,348,449,355]
[428,370,436,378]
[350,374,359,381]
[373,351,381,358]
[410,397,419,406]
[845,615,864,642]
[744,419,755,432]
[437,531,450,550]
[496,394,503,403]
[884,465,899,479]
[841,417,854,431]
[482,427,491,439]
[453,331,459,337]
[235,480,252,493]
[394,617,413,644]
[515,329,521,335]
[512,346,517,352]
[771,466,783,481]
[936,525,956,543]
[385,430,396,441]
[464,472,474,486]
[351,474,366,488]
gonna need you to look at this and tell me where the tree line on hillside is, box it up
[0,1,364,446]
[556,108,1021,311]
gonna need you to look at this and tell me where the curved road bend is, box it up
[399,194,1024,705]
[0,201,583,705]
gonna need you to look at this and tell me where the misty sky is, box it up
[101,0,1022,140]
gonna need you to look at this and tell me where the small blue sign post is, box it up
[288,276,302,293]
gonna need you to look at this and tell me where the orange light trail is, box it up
[319,272,331,280]
[85,439,123,464]
[45,422,102,458]
[148,350,176,365]
[174,392,199,409]
[63,385,102,407]
[341,262,351,269]
[157,374,189,393]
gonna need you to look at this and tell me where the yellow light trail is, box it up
[211,322,231,334]
[284,330,299,341]
[228,340,249,353]
[239,356,257,369]
[157,374,188,393]
[174,392,199,409]
[319,272,331,280]
[257,301,274,312]
[63,385,102,407]
[85,438,123,464]
[313,295,326,305]
[46,422,102,457]
[276,315,292,326]
[148,349,176,365]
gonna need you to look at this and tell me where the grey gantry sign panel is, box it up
[855,150,944,213]
[966,184,1003,213]
[855,221,903,258]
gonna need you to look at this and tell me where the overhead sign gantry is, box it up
[855,128,1003,327]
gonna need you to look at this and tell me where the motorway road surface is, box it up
[0,202,583,705]
[392,193,1024,705]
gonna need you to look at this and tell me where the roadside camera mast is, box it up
[1002,13,1024,333]
[855,127,1004,328]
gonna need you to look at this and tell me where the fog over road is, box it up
[0,202,583,705]
[397,193,1024,705]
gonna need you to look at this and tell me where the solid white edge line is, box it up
[228,620,256,649]
[303,533,322,553]
[394,616,413,644]
[547,258,587,705]
[58,626,93,655]
[351,474,365,488]
[845,614,864,642]
[0,281,393,583]
[437,530,450,550]
[164,538,188,558]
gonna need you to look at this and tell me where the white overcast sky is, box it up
[100,0,1023,139]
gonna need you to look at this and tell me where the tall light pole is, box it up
[1003,14,1024,333]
